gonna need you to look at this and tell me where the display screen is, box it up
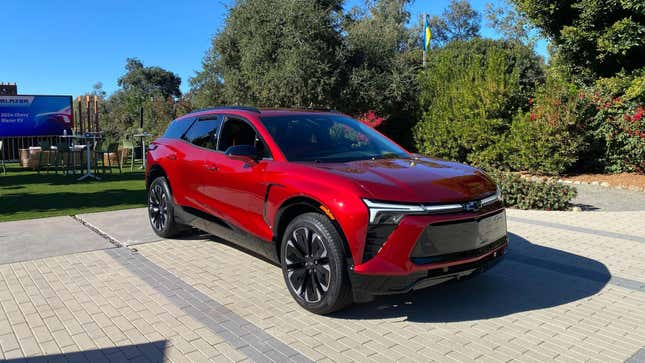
[0,95,74,136]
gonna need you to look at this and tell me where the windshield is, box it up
[260,114,409,163]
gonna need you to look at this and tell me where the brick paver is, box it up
[0,248,245,361]
[0,208,643,362]
[135,209,645,362]
[104,247,309,362]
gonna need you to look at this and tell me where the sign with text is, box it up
[0,95,73,136]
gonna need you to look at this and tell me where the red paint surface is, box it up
[147,109,505,276]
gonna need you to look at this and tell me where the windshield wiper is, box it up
[372,152,405,160]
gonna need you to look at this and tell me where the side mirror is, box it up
[224,145,258,162]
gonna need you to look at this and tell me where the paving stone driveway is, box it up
[0,208,643,362]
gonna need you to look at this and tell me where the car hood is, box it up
[303,157,496,203]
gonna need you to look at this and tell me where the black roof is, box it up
[191,106,261,114]
[188,106,342,116]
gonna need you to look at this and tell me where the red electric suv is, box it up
[146,107,507,314]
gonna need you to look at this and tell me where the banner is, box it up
[0,95,73,136]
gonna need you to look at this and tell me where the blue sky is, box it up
[2,0,547,97]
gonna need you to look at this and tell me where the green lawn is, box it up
[0,163,147,222]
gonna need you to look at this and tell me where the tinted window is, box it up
[260,115,408,162]
[218,119,256,152]
[163,117,193,139]
[183,117,221,150]
[218,118,272,159]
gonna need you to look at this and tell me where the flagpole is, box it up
[423,13,427,68]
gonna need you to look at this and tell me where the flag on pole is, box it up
[423,15,432,51]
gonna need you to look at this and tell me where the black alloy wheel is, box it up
[281,213,353,314]
[149,182,168,231]
[147,176,184,238]
[284,226,331,303]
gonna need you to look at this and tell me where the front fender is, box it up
[265,182,369,266]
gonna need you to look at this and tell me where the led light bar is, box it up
[363,188,502,224]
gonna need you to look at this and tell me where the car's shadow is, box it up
[331,233,610,322]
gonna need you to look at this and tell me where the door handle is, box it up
[168,154,177,160]
[206,164,218,172]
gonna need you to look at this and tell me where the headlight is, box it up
[362,199,424,224]
[363,199,463,224]
[481,187,502,206]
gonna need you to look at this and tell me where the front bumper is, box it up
[350,206,508,295]
[350,243,506,295]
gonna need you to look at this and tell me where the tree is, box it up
[341,0,421,148]
[190,0,422,146]
[118,58,182,99]
[188,51,225,109]
[90,82,107,99]
[484,1,539,48]
[428,0,481,46]
[511,0,645,79]
[192,0,344,108]
[342,0,418,114]
[97,59,187,140]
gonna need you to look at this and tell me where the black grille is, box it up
[411,210,506,257]
[410,236,507,265]
[363,224,396,262]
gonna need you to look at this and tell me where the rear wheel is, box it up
[280,213,353,314]
[148,176,185,238]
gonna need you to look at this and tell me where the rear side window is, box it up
[163,117,194,139]
[182,116,222,150]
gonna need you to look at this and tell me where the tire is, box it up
[147,176,185,238]
[280,212,353,314]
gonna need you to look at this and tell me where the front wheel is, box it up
[280,213,353,314]
[148,176,185,238]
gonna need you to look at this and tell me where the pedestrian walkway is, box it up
[0,208,643,362]
[0,216,114,265]
[572,183,645,211]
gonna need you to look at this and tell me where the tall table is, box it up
[133,132,152,169]
[62,132,103,181]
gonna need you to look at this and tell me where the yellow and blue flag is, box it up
[423,15,431,51]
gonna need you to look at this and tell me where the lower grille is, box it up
[410,236,507,265]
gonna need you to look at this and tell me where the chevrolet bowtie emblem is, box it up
[464,200,482,212]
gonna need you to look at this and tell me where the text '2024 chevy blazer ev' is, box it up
[145,107,508,314]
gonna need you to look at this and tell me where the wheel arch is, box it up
[274,196,353,263]
[146,163,169,191]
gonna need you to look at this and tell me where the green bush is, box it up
[498,70,645,175]
[580,72,645,173]
[489,171,577,210]
[414,35,644,176]
[500,74,591,175]
[414,38,544,167]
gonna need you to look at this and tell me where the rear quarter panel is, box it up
[148,138,194,207]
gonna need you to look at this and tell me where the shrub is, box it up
[502,115,581,175]
[580,73,645,173]
[587,99,645,173]
[414,38,544,167]
[457,69,645,176]
[489,171,577,210]
[501,74,591,175]
[357,110,385,128]
[625,73,645,101]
